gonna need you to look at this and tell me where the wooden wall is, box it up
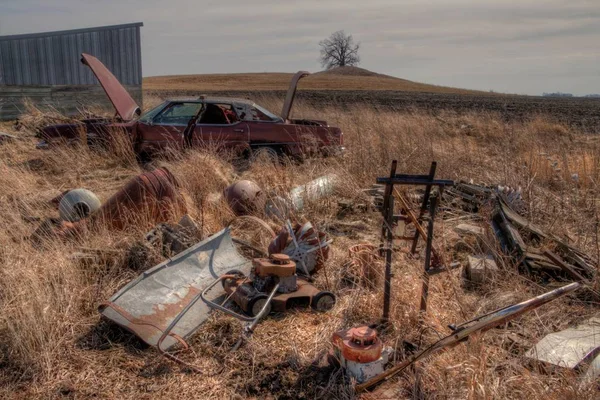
[0,84,142,121]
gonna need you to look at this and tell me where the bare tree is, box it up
[319,30,360,69]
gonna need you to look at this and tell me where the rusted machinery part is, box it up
[355,281,582,392]
[228,215,276,238]
[89,167,186,231]
[223,180,266,216]
[268,221,332,275]
[333,325,383,363]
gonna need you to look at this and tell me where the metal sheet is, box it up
[100,228,252,349]
[81,52,140,120]
[526,317,600,370]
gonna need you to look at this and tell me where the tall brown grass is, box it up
[0,96,598,399]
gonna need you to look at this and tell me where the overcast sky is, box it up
[1,0,598,95]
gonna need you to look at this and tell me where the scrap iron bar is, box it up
[356,282,582,392]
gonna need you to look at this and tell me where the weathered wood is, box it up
[0,84,142,121]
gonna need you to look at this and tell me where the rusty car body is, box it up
[38,53,344,159]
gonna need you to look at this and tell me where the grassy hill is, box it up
[143,66,487,95]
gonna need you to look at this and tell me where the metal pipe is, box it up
[357,281,582,392]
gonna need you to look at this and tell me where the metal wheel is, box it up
[312,291,336,312]
[248,294,272,317]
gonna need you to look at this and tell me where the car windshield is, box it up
[138,101,169,123]
[253,103,282,122]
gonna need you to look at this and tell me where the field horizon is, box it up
[143,65,494,95]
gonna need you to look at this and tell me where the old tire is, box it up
[248,294,272,317]
[312,291,336,312]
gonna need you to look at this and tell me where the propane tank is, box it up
[331,326,391,383]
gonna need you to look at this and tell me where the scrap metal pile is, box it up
[28,159,599,393]
[444,182,596,282]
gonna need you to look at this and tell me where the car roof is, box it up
[165,97,256,106]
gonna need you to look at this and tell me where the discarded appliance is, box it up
[58,188,101,222]
[525,316,600,382]
[32,168,186,241]
[376,160,455,317]
[38,54,344,159]
[356,282,582,392]
[200,253,335,350]
[266,175,338,218]
[202,253,335,317]
[268,221,332,275]
[224,180,266,216]
[331,325,392,383]
[100,228,251,350]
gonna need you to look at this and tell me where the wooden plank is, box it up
[543,250,589,282]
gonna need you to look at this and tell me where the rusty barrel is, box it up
[89,167,186,231]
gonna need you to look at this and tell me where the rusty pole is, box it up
[419,195,438,312]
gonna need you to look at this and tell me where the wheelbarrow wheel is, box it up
[312,291,336,312]
[248,294,272,317]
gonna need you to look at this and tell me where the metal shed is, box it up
[0,22,143,120]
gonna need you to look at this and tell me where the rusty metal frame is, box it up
[377,161,454,320]
[200,275,278,323]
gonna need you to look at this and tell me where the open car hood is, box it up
[81,53,141,121]
[281,71,310,122]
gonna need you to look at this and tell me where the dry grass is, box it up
[0,96,598,399]
[143,69,491,95]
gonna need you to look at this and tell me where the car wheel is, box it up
[248,294,272,317]
[250,147,279,165]
[312,291,336,312]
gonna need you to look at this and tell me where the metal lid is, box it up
[271,253,291,264]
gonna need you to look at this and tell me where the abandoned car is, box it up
[38,53,345,159]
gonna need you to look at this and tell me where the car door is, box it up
[136,102,202,154]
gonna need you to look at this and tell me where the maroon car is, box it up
[39,53,344,160]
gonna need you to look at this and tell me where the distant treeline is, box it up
[543,92,600,98]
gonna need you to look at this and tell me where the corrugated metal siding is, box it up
[0,22,143,86]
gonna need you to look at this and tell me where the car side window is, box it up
[154,103,202,125]
[198,103,239,125]
[249,107,274,121]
